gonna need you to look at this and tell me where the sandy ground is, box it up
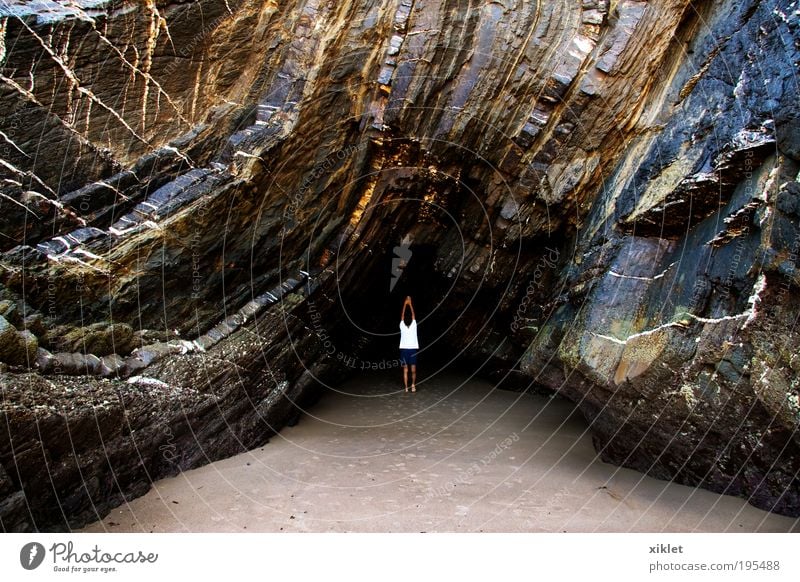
[80,372,799,533]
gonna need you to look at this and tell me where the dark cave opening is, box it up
[316,235,537,395]
[332,242,460,369]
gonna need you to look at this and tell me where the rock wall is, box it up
[1,0,798,530]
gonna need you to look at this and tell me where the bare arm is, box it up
[401,296,415,321]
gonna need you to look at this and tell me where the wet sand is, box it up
[81,372,799,533]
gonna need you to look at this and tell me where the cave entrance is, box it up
[335,241,462,373]
[311,151,536,392]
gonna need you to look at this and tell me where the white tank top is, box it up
[399,320,419,349]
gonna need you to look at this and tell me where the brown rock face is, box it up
[1,0,798,530]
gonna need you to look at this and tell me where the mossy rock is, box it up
[0,300,20,327]
[56,323,136,356]
[17,331,38,366]
[0,316,38,366]
[132,328,171,346]
[0,316,20,361]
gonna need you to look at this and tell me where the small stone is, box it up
[388,35,404,56]
[36,348,55,373]
[99,354,126,378]
[83,354,102,375]
[0,301,18,325]
[377,65,394,85]
[59,353,87,375]
[0,315,19,346]
[582,9,604,25]
[17,331,38,368]
[123,356,148,375]
[0,316,35,366]
[49,352,100,376]
[22,314,46,337]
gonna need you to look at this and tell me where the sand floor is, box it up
[80,372,799,533]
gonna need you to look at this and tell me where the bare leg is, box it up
[403,365,408,391]
[411,364,416,391]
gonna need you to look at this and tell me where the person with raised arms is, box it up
[399,295,419,392]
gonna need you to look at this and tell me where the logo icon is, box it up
[20,542,46,570]
[390,235,413,292]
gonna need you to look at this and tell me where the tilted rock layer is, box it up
[0,0,798,530]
